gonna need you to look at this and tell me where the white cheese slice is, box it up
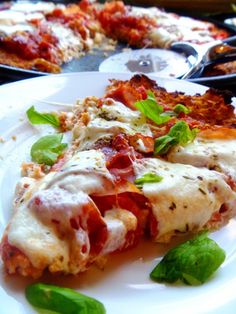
[133,157,236,242]
[168,138,236,181]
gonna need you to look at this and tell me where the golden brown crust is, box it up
[105,74,236,128]
[0,49,61,73]
[0,234,43,278]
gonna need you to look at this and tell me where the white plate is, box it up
[0,72,236,314]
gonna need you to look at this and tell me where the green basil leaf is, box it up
[30,134,67,166]
[134,172,163,188]
[27,106,60,127]
[173,104,190,115]
[150,232,226,285]
[168,121,197,145]
[154,135,177,155]
[25,283,106,314]
[154,121,198,155]
[134,91,171,125]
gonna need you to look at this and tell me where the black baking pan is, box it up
[0,2,235,95]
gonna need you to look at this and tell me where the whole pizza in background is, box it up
[0,0,230,73]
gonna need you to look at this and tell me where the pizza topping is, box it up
[173,104,190,115]
[10,2,59,14]
[102,208,138,254]
[128,133,154,153]
[30,134,68,166]
[0,25,61,63]
[73,97,152,151]
[27,106,60,128]
[134,173,163,188]
[6,201,71,271]
[150,232,225,285]
[106,75,235,128]
[47,150,114,195]
[47,22,84,63]
[29,188,108,256]
[133,157,236,242]
[134,90,171,125]
[168,135,236,182]
[154,121,198,155]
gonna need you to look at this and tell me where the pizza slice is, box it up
[71,85,236,242]
[1,148,148,278]
[1,74,236,278]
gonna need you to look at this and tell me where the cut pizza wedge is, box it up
[1,74,236,278]
[0,149,148,278]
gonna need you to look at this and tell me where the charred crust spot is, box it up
[169,202,176,211]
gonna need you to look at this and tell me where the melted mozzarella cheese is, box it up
[129,6,214,47]
[133,158,236,242]
[0,10,44,27]
[10,2,63,14]
[7,205,70,270]
[149,27,179,48]
[0,24,34,35]
[46,150,114,195]
[48,22,84,62]
[168,138,236,181]
[73,99,152,150]
[130,6,163,19]
[102,208,137,254]
[0,10,39,24]
[7,150,112,272]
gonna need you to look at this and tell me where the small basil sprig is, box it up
[27,106,60,128]
[161,104,190,118]
[134,173,163,188]
[154,121,198,155]
[31,134,67,166]
[150,232,225,285]
[173,104,190,115]
[134,91,171,125]
[25,283,106,314]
